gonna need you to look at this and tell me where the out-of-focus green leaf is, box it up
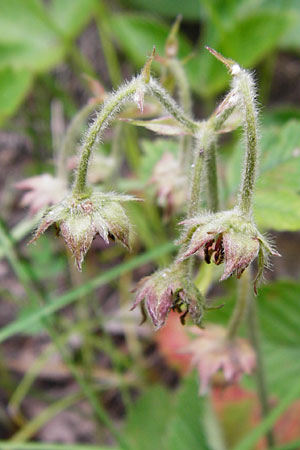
[0,0,63,71]
[227,119,300,231]
[109,14,192,69]
[124,377,212,450]
[139,138,178,181]
[0,0,95,119]
[124,386,174,450]
[48,0,96,39]
[165,376,212,450]
[122,0,204,20]
[188,10,292,97]
[0,68,32,122]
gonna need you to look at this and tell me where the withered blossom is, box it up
[150,152,187,218]
[30,191,137,270]
[179,209,280,292]
[16,174,67,215]
[182,324,256,394]
[131,264,204,330]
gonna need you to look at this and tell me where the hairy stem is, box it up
[57,102,97,182]
[73,78,142,196]
[203,142,219,212]
[167,59,193,169]
[236,70,259,217]
[148,78,198,133]
[247,287,275,448]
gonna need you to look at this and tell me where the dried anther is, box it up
[179,209,280,292]
[131,264,204,330]
[30,191,138,270]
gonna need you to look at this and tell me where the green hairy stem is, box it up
[73,77,143,196]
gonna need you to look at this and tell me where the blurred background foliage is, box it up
[1,0,300,449]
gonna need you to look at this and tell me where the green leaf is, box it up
[124,386,174,450]
[109,14,192,69]
[139,138,179,181]
[255,280,300,396]
[124,376,212,450]
[48,0,96,39]
[0,0,64,72]
[165,376,212,450]
[188,10,292,97]
[121,0,204,20]
[227,119,300,231]
[0,68,32,122]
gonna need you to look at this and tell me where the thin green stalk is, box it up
[236,71,259,217]
[167,59,192,116]
[187,137,204,218]
[246,290,275,448]
[227,269,250,340]
[0,242,175,343]
[57,101,98,181]
[148,78,199,133]
[0,443,116,450]
[233,378,300,450]
[0,220,130,450]
[73,78,141,195]
[203,142,219,212]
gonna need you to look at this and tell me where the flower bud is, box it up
[131,264,204,330]
[182,324,256,394]
[179,209,280,292]
[30,191,138,270]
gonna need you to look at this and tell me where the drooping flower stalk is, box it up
[206,47,259,218]
[57,101,100,182]
[179,49,279,291]
[73,78,144,197]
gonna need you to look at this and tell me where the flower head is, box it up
[16,174,67,215]
[182,324,256,394]
[150,152,187,218]
[131,264,204,330]
[30,191,137,270]
[179,209,280,293]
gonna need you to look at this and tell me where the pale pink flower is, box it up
[183,324,256,394]
[16,174,67,215]
[150,152,187,218]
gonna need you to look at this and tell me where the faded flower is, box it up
[150,152,187,218]
[30,191,137,270]
[16,174,67,215]
[179,209,280,292]
[131,264,204,330]
[183,324,256,394]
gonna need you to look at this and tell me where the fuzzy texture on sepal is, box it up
[179,209,280,292]
[182,324,256,395]
[30,191,138,270]
[131,264,204,330]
